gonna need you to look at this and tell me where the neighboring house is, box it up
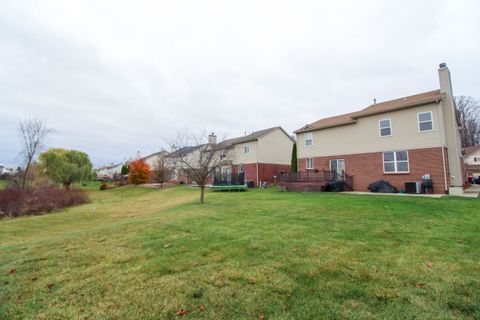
[94,163,121,180]
[0,164,14,176]
[295,63,464,195]
[464,146,480,178]
[165,146,203,184]
[166,127,294,187]
[94,160,130,180]
[94,151,168,181]
[214,126,294,186]
[140,150,169,169]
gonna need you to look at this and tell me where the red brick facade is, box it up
[299,147,448,194]
[233,163,290,187]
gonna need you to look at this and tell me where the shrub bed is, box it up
[0,187,89,219]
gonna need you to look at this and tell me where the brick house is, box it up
[464,146,480,179]
[166,127,294,187]
[295,64,465,195]
[214,127,294,186]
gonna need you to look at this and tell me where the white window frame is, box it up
[383,151,409,173]
[379,118,392,137]
[306,158,314,169]
[305,132,313,147]
[417,111,434,132]
[244,145,250,153]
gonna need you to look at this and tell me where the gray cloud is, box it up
[1,0,479,166]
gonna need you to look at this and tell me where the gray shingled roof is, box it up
[166,146,202,158]
[216,127,287,149]
[165,127,292,157]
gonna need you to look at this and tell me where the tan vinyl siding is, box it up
[257,127,294,164]
[297,102,443,158]
[233,141,258,165]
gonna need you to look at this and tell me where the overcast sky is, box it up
[1,0,479,167]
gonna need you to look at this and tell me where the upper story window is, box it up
[305,132,313,146]
[383,151,409,173]
[475,157,479,162]
[306,158,314,169]
[379,118,392,137]
[418,111,434,132]
[244,145,250,153]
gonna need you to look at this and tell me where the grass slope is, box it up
[1,187,479,319]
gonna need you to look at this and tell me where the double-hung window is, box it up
[244,145,250,153]
[418,111,434,132]
[383,151,409,173]
[305,132,313,146]
[306,158,314,169]
[379,118,392,137]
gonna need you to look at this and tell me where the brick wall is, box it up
[240,163,291,187]
[258,163,291,183]
[298,147,447,194]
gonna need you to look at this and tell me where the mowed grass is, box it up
[0,180,7,189]
[0,187,479,319]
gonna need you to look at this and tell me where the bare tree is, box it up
[170,130,230,204]
[455,96,480,147]
[153,154,171,188]
[18,117,54,189]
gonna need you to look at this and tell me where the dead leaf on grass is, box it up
[176,309,189,316]
[259,314,265,320]
[47,283,55,290]
[8,268,16,275]
[164,243,172,248]
[415,281,425,289]
[199,304,206,311]
[426,262,433,268]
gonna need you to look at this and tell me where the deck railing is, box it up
[278,170,353,190]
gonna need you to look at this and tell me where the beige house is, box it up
[295,63,464,194]
[140,151,169,169]
[216,127,294,186]
[464,146,480,178]
[166,127,294,187]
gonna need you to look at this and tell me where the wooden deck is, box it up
[277,171,353,192]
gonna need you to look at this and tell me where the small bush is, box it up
[99,182,111,190]
[0,187,89,219]
[128,160,150,185]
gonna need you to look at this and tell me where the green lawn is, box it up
[1,187,479,319]
[0,180,6,189]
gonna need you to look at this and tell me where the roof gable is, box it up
[464,146,480,156]
[217,126,293,149]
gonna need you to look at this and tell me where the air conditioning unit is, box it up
[405,182,421,194]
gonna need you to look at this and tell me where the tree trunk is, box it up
[200,186,205,204]
[21,160,32,190]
